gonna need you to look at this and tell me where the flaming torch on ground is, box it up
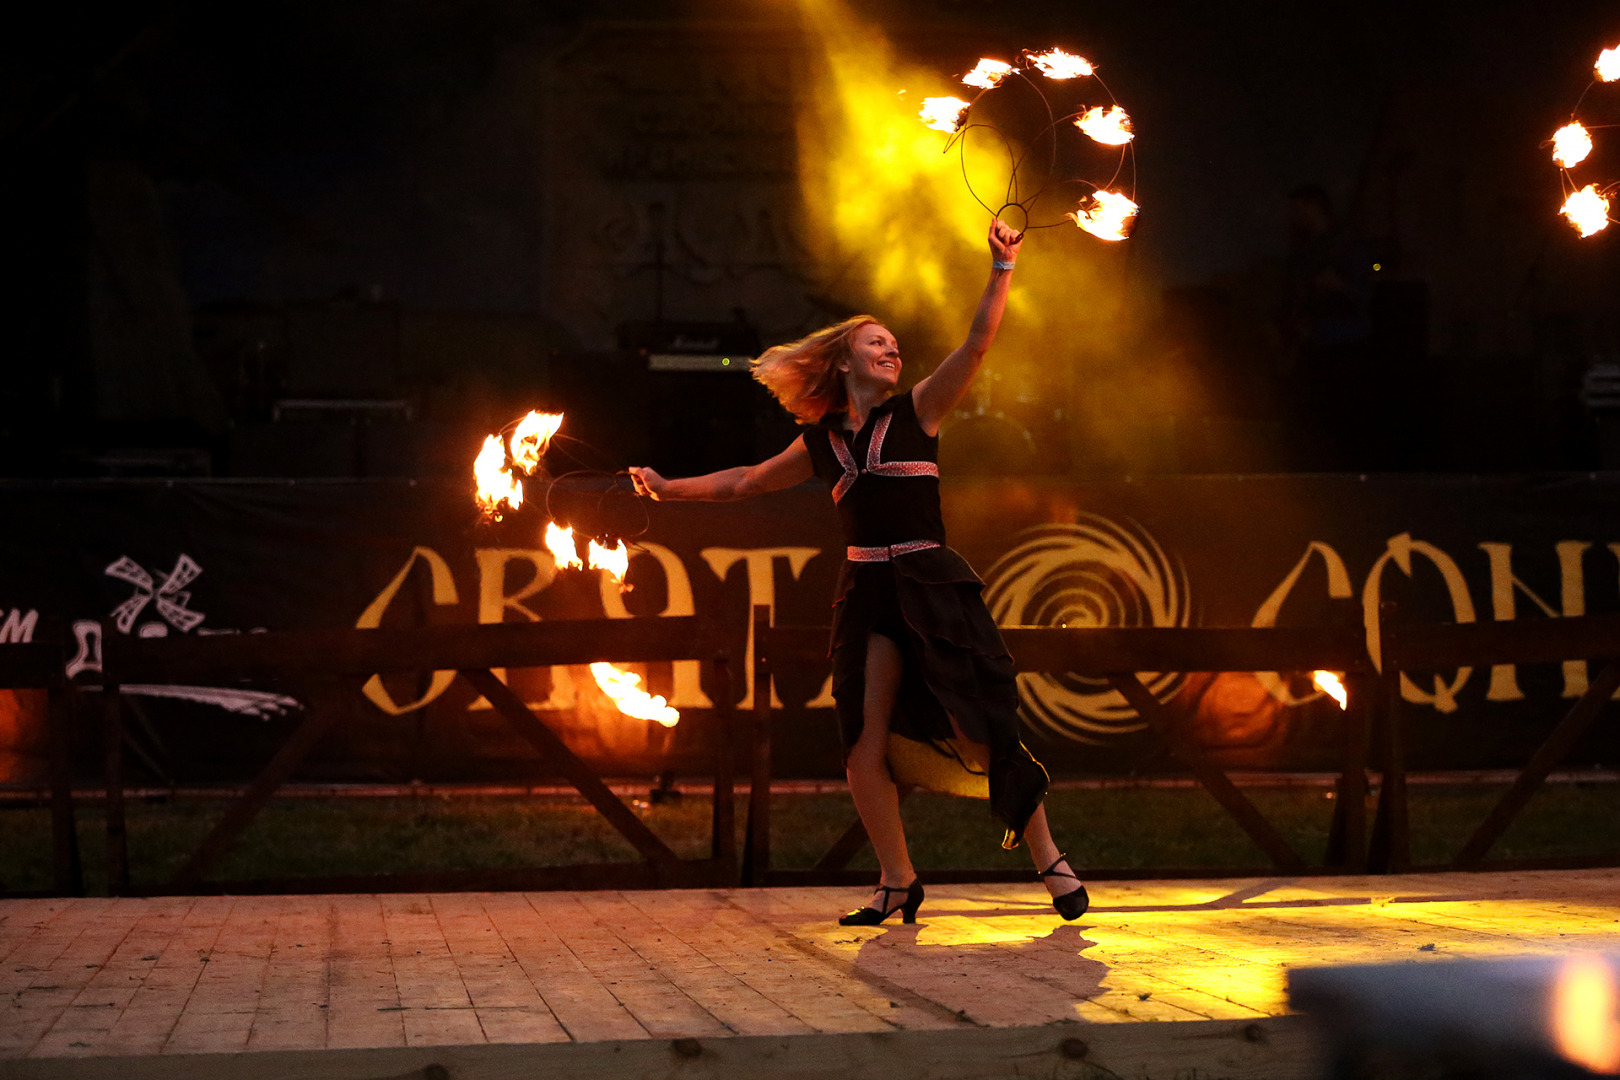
[472,411,679,728]
[1550,44,1620,238]
[911,42,1140,244]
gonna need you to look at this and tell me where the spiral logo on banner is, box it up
[983,517,1190,743]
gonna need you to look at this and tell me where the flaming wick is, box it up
[962,58,1014,90]
[1553,122,1594,169]
[1312,671,1348,710]
[1076,105,1134,146]
[473,435,523,519]
[1598,46,1620,83]
[544,521,584,570]
[1068,189,1138,241]
[1563,184,1612,237]
[587,538,630,584]
[919,96,972,133]
[508,410,564,474]
[1027,47,1094,80]
[590,663,679,727]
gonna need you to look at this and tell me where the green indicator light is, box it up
[721,357,731,366]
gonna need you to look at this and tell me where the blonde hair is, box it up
[751,315,880,424]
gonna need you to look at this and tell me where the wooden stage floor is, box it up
[3,869,1618,1079]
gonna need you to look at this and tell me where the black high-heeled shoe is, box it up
[1039,854,1089,921]
[838,879,924,926]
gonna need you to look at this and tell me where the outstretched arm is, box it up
[912,219,1024,436]
[628,435,813,502]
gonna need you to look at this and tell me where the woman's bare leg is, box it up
[948,724,1083,901]
[846,633,916,903]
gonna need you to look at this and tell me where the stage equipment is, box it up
[917,46,1138,241]
[1551,44,1620,237]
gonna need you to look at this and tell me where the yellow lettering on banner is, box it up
[1363,533,1476,713]
[1251,541,1353,705]
[701,547,822,709]
[356,546,459,715]
[1479,541,1592,701]
[599,543,711,708]
[467,549,564,710]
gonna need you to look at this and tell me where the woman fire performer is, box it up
[628,220,1086,925]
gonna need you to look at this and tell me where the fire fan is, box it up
[1550,44,1620,238]
[917,47,1139,241]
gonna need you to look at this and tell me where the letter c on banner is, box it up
[1251,541,1353,705]
[356,546,459,715]
[1363,533,1476,713]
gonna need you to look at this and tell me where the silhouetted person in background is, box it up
[1281,183,1374,471]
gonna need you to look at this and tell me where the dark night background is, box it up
[5,0,1620,482]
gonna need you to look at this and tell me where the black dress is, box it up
[803,389,1050,847]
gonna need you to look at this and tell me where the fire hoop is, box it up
[918,46,1139,242]
[1550,44,1620,238]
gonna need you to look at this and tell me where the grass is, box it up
[3,783,1618,896]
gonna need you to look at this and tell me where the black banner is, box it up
[2,474,1618,786]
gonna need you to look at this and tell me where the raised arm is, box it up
[912,218,1024,436]
[628,435,813,502]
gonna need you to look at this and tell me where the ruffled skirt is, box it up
[829,548,1049,847]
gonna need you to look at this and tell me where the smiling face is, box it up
[840,322,901,389]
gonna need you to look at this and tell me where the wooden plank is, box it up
[708,658,736,872]
[47,687,82,898]
[1385,611,1620,669]
[426,894,569,1046]
[96,897,235,1057]
[161,896,281,1055]
[543,894,730,1040]
[1108,674,1307,873]
[618,890,909,1034]
[1454,660,1620,867]
[1002,625,1370,675]
[323,895,405,1051]
[0,1016,1318,1080]
[103,617,724,684]
[575,892,811,1037]
[101,687,129,896]
[2,899,135,1056]
[459,669,679,869]
[771,624,1370,674]
[1367,658,1411,874]
[377,894,484,1049]
[164,686,351,892]
[180,860,726,896]
[477,893,645,1043]
[744,604,774,886]
[30,897,194,1058]
[243,899,331,1052]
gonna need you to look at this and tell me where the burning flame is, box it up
[1068,189,1138,241]
[962,58,1013,90]
[1598,46,1620,83]
[590,663,679,727]
[508,410,563,474]
[919,96,972,133]
[474,435,522,518]
[587,538,629,583]
[1312,671,1348,710]
[1563,184,1612,237]
[544,521,583,570]
[1553,955,1620,1074]
[1076,105,1134,146]
[1027,47,1093,80]
[1553,122,1594,168]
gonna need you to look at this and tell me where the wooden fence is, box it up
[5,603,1620,896]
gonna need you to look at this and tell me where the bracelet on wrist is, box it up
[993,259,1016,271]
